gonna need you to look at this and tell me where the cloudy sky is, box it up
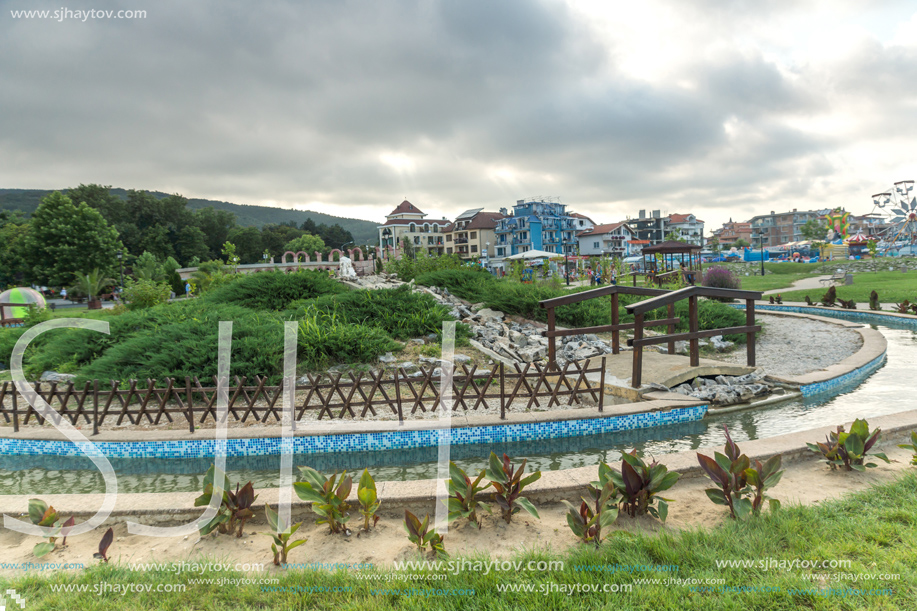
[2,0,915,229]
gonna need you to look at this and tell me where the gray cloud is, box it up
[1,0,915,229]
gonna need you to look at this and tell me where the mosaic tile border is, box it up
[735,304,897,397]
[0,406,708,458]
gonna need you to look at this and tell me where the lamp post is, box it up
[564,235,570,286]
[484,241,490,271]
[117,250,124,291]
[758,231,765,276]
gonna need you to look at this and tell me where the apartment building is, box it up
[748,209,820,247]
[576,222,638,257]
[493,199,578,259]
[377,200,449,255]
[444,208,505,260]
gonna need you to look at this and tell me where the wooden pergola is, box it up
[642,241,703,285]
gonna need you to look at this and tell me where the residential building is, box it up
[493,199,578,259]
[748,209,821,247]
[665,213,705,246]
[377,200,449,255]
[569,212,596,235]
[712,219,752,249]
[576,223,638,257]
[626,210,667,245]
[443,208,506,260]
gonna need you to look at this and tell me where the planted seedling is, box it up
[403,510,446,557]
[605,450,679,522]
[697,426,783,520]
[294,466,352,534]
[485,452,541,523]
[898,431,917,466]
[357,469,381,532]
[193,465,258,537]
[264,504,306,566]
[93,527,114,563]
[869,290,881,311]
[821,286,837,307]
[895,300,911,314]
[807,418,890,471]
[446,461,492,528]
[562,466,618,546]
[28,499,67,558]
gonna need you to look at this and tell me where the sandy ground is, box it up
[2,445,913,575]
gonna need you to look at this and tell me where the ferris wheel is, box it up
[872,180,917,247]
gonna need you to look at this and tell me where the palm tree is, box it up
[71,269,116,302]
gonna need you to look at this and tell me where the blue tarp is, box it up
[743,248,770,262]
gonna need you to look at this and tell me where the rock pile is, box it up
[662,372,782,406]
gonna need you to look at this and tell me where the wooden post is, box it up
[688,295,699,367]
[746,299,756,367]
[611,293,620,354]
[12,383,19,433]
[598,358,606,413]
[667,302,676,355]
[547,307,556,368]
[92,379,99,436]
[632,312,644,388]
[185,376,195,433]
[394,368,404,423]
[499,363,506,419]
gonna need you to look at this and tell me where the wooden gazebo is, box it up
[642,241,703,285]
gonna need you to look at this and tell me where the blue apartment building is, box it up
[493,199,577,259]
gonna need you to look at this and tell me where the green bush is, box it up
[296,306,400,370]
[122,279,171,310]
[204,270,347,311]
[384,252,467,282]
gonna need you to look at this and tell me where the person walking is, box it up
[60,287,67,301]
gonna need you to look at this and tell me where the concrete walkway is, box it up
[763,275,833,295]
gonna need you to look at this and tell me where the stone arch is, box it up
[348,247,364,261]
[313,251,323,263]
[329,249,343,262]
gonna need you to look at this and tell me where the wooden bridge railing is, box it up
[0,302,32,328]
[625,286,762,387]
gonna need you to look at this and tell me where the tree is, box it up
[133,251,163,281]
[260,223,304,257]
[708,235,721,255]
[664,230,686,243]
[221,241,240,270]
[283,234,326,257]
[21,191,123,286]
[227,226,264,263]
[174,225,210,265]
[193,207,237,259]
[800,219,826,242]
[733,238,751,248]
[70,269,116,300]
[0,212,29,287]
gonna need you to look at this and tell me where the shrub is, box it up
[446,461,492,528]
[193,465,258,537]
[807,419,890,471]
[385,252,466,282]
[697,426,783,520]
[869,290,881,311]
[404,510,447,557]
[264,505,306,566]
[562,465,618,546]
[605,450,679,522]
[485,452,541,523]
[821,286,837,307]
[701,266,741,292]
[122,279,171,310]
[204,269,346,310]
[294,467,352,534]
[296,307,400,370]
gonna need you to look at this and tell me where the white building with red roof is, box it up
[665,213,705,246]
[377,200,450,255]
[576,222,638,256]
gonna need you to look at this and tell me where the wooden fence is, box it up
[0,358,606,435]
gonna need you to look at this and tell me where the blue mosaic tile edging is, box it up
[733,304,892,397]
[0,405,708,458]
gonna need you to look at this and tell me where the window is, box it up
[470,232,477,239]
[414,236,420,245]
[593,242,600,249]
[423,224,430,232]
[433,225,438,233]
[497,247,505,256]
[446,235,452,242]
[428,237,434,245]
[409,223,416,232]
[471,245,478,253]
[447,247,453,254]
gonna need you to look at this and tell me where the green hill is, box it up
[0,188,380,245]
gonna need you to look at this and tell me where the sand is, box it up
[1,445,913,575]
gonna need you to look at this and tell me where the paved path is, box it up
[763,275,833,295]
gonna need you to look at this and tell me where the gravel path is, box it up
[762,275,832,295]
[707,314,863,377]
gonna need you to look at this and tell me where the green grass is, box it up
[779,271,917,304]
[5,472,916,610]
[738,273,811,293]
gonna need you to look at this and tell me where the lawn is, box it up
[779,271,917,304]
[4,472,915,610]
[736,272,812,293]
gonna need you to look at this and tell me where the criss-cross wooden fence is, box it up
[0,358,606,435]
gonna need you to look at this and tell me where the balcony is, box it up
[454,237,468,244]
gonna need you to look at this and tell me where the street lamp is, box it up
[564,235,570,286]
[757,231,765,276]
[117,250,124,291]
[484,241,490,271]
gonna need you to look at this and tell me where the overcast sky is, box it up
[2,0,915,229]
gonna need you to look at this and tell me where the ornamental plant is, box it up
[869,290,881,311]
[264,504,307,566]
[357,469,381,532]
[94,527,114,563]
[697,426,783,520]
[702,266,741,296]
[807,419,890,471]
[606,450,679,522]
[27,499,74,558]
[485,452,541,523]
[898,431,917,466]
[562,464,618,546]
[403,510,447,558]
[294,467,352,534]
[821,286,837,307]
[446,461,492,528]
[193,465,258,537]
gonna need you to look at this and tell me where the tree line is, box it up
[0,184,359,290]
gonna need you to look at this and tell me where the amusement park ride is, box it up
[872,180,917,253]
